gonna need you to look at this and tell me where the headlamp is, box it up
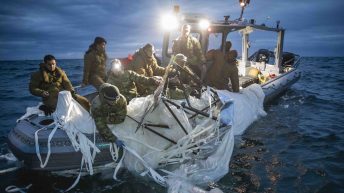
[111,59,122,71]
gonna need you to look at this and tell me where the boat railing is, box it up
[293,55,301,68]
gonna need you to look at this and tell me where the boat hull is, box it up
[262,69,301,103]
[7,114,114,171]
[7,68,301,171]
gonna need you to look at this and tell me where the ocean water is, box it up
[0,57,343,193]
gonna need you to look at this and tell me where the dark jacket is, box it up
[29,63,74,109]
[107,70,157,102]
[129,48,165,95]
[172,35,206,67]
[83,44,107,88]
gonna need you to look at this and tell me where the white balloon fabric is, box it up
[53,91,100,175]
[217,84,266,135]
[26,84,265,193]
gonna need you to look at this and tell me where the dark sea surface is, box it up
[0,57,343,193]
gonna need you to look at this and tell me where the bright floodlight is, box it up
[161,14,179,31]
[240,2,245,7]
[199,19,210,30]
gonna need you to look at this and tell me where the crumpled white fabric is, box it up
[53,91,100,174]
[17,103,44,122]
[107,84,266,193]
[23,83,266,193]
[217,84,266,135]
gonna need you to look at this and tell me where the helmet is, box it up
[99,83,120,104]
[175,53,187,64]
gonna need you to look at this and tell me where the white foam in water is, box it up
[0,153,18,162]
[0,153,22,174]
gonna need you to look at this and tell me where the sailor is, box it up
[205,42,239,92]
[167,53,202,99]
[205,41,232,88]
[205,50,227,89]
[129,43,165,96]
[224,50,239,92]
[224,41,232,52]
[91,83,127,143]
[172,24,206,80]
[82,36,108,90]
[107,59,161,102]
[29,54,91,115]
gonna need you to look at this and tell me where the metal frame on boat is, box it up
[160,9,301,103]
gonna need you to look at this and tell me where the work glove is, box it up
[39,105,54,116]
[190,89,201,99]
[151,76,162,85]
[70,90,77,99]
[42,91,49,97]
[115,139,125,148]
[170,69,180,78]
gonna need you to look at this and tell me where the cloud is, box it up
[0,0,343,60]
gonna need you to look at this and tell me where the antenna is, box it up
[238,0,250,21]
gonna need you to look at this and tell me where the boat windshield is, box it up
[208,32,223,51]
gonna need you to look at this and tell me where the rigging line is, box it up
[162,98,189,135]
[127,115,175,144]
[188,99,219,119]
[145,125,177,144]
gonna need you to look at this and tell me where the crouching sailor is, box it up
[107,59,161,103]
[167,53,202,99]
[91,83,127,145]
[29,54,91,115]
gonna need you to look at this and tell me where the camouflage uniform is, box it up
[172,35,206,76]
[167,63,201,99]
[83,44,107,89]
[107,70,158,102]
[205,49,239,92]
[224,50,239,92]
[129,48,165,95]
[29,63,91,111]
[205,49,227,89]
[91,83,127,142]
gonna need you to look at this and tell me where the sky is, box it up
[0,0,343,60]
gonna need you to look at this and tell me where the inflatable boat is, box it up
[7,6,301,192]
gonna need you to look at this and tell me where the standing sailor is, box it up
[172,24,206,80]
[205,41,239,92]
[82,36,108,90]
